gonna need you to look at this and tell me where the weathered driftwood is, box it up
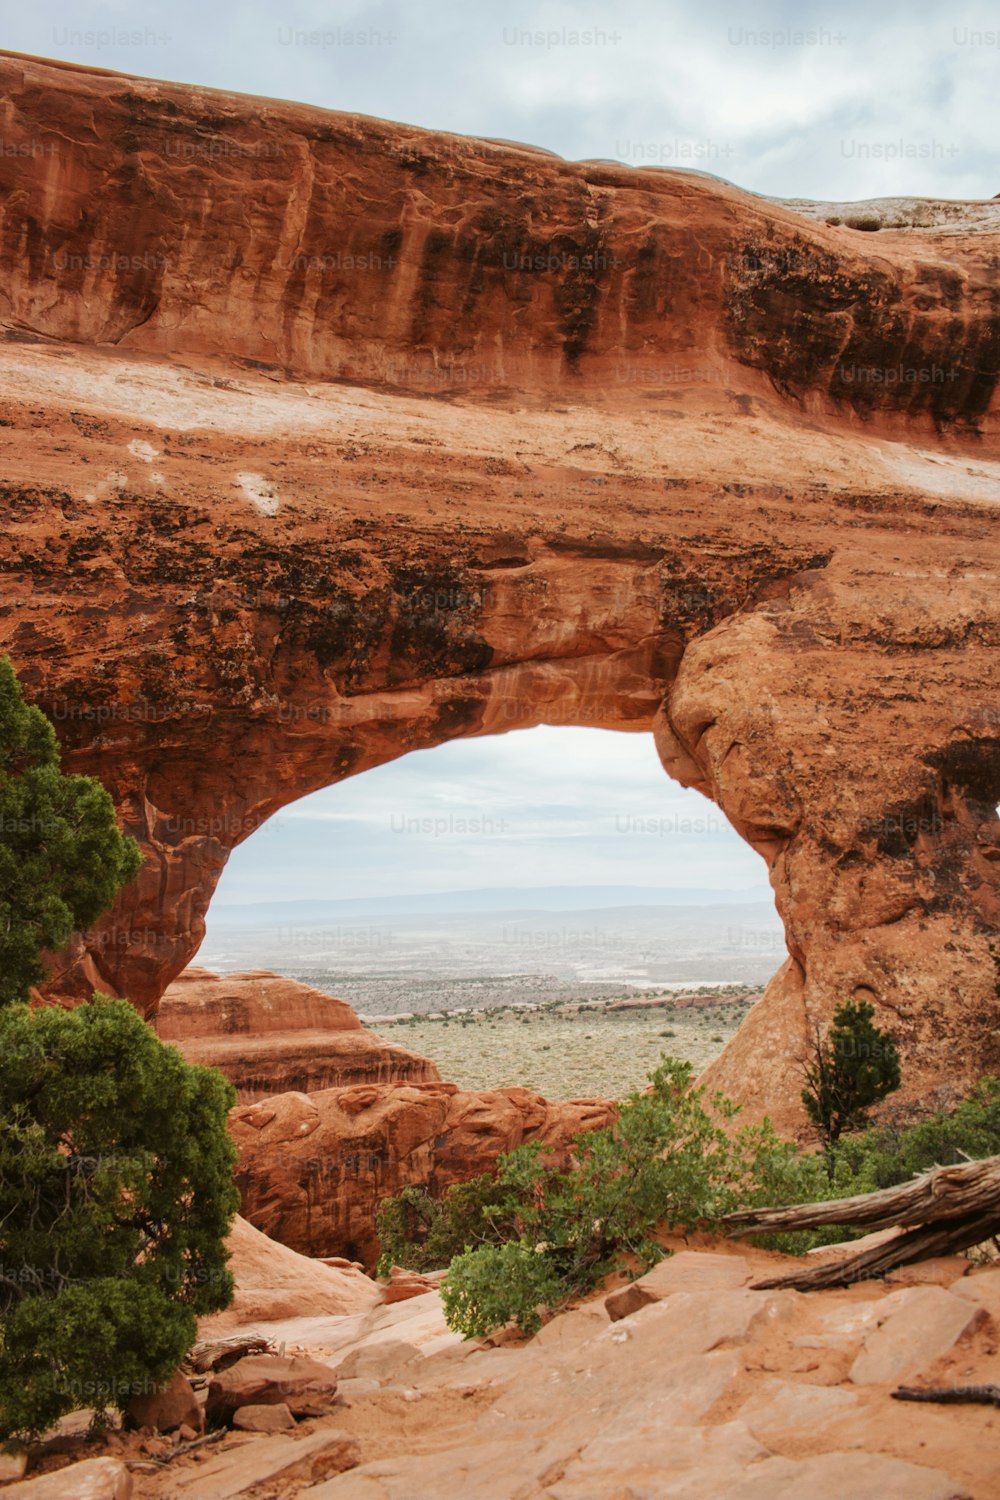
[186,1332,271,1373]
[893,1384,1000,1408]
[721,1154,1000,1291]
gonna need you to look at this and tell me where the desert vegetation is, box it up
[0,658,239,1439]
[372,987,756,1098]
[378,1051,1000,1338]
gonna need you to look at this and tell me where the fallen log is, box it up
[893,1384,1000,1408]
[186,1333,271,1373]
[721,1153,1000,1291]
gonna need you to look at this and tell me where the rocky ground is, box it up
[12,1234,1000,1498]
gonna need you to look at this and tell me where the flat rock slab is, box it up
[551,1418,767,1498]
[736,1376,860,1440]
[849,1285,986,1385]
[606,1251,753,1320]
[705,1451,969,1500]
[4,1458,132,1498]
[173,1428,361,1497]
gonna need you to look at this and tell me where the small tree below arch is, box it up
[802,999,901,1160]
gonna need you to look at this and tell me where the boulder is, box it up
[0,1449,27,1484]
[3,1458,132,1498]
[125,1368,202,1435]
[384,1267,448,1305]
[232,1402,296,1432]
[205,1352,339,1424]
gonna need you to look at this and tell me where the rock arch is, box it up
[1,53,999,1128]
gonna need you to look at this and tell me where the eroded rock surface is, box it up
[230,1084,615,1267]
[217,1213,382,1325]
[156,968,439,1099]
[0,53,998,1128]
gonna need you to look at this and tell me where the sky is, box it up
[10,4,991,910]
[210,728,768,908]
[9,0,997,201]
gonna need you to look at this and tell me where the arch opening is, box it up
[194,726,786,1099]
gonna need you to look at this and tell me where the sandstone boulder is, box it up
[3,1458,132,1499]
[0,1450,27,1484]
[205,1352,339,1424]
[384,1267,448,1305]
[232,1402,296,1432]
[125,1367,202,1435]
[156,968,438,1100]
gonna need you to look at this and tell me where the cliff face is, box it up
[1,52,999,1129]
[155,969,440,1100]
[2,54,997,427]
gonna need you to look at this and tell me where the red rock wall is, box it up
[230,1084,616,1269]
[1,53,999,1130]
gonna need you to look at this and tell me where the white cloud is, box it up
[16,0,996,202]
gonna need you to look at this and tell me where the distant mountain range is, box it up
[209,885,771,927]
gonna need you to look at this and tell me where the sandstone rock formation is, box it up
[205,1352,339,1425]
[156,967,439,1100]
[125,1368,202,1436]
[216,1213,381,1326]
[3,1458,133,1499]
[21,1245,1000,1495]
[230,1084,616,1267]
[0,52,998,1129]
[180,1247,996,1499]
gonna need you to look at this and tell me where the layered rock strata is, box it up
[156,968,439,1099]
[0,52,998,1127]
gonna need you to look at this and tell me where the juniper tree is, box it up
[0,658,237,1437]
[0,655,142,1006]
[801,999,901,1157]
[0,997,239,1437]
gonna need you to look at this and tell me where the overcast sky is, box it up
[14,5,991,909]
[14,0,998,199]
[210,729,768,907]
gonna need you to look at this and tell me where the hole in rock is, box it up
[198,728,786,1099]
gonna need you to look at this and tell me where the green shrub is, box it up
[375,1174,519,1277]
[0,997,239,1438]
[0,656,141,1007]
[844,215,882,231]
[388,1058,825,1337]
[829,1076,1000,1197]
[442,1242,565,1338]
[802,1000,901,1153]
